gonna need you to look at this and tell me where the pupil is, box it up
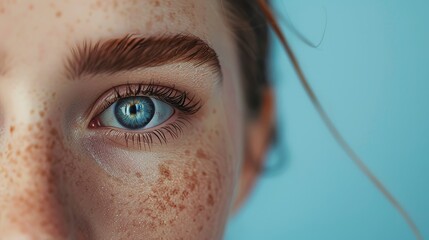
[129,104,138,115]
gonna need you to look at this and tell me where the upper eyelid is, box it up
[111,83,201,114]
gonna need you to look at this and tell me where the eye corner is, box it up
[88,117,102,129]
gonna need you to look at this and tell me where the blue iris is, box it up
[114,96,155,129]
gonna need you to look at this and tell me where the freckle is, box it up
[168,12,175,21]
[49,128,58,137]
[196,149,208,160]
[183,170,198,191]
[158,164,171,180]
[198,225,203,232]
[135,172,142,178]
[152,0,160,6]
[155,15,163,21]
[212,108,217,114]
[156,201,167,211]
[9,126,15,134]
[28,4,34,10]
[180,190,189,200]
[113,0,118,8]
[184,150,190,156]
[207,194,214,206]
[197,205,205,212]
[55,11,62,18]
[177,204,185,212]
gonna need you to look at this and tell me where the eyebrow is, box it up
[65,34,221,80]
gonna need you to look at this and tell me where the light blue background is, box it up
[226,0,429,239]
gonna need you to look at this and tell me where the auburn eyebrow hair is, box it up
[65,34,221,80]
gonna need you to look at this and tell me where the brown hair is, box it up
[222,0,269,116]
[223,1,423,239]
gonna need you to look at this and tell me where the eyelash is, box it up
[89,81,202,149]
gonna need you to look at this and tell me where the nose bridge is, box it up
[0,90,69,239]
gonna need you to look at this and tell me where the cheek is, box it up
[61,110,235,239]
[0,118,77,237]
[66,148,231,239]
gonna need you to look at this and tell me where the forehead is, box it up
[0,0,224,54]
[0,0,214,29]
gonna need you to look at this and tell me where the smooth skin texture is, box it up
[0,0,273,239]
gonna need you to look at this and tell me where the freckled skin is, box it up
[0,0,244,239]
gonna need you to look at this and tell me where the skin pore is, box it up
[0,0,278,239]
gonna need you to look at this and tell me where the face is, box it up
[0,0,248,239]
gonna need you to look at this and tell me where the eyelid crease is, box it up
[105,82,201,115]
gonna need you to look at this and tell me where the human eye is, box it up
[97,96,173,130]
[88,82,201,149]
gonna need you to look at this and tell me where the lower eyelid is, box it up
[96,112,179,133]
[94,114,191,149]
